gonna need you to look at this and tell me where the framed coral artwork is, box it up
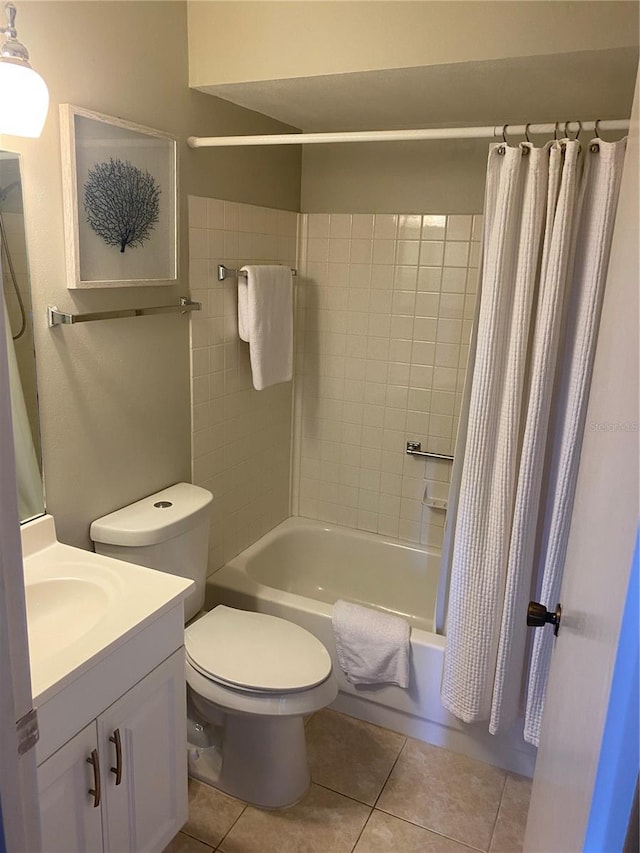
[60,104,177,288]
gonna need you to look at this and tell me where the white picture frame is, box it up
[60,104,177,289]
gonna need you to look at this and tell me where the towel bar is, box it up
[47,297,201,327]
[406,441,453,462]
[218,264,297,281]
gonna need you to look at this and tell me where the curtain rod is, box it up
[187,119,629,148]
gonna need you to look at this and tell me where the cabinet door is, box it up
[98,649,188,853]
[38,722,104,853]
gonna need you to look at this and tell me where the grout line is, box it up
[213,800,249,852]
[372,735,407,809]
[313,779,378,809]
[486,772,509,853]
[370,808,487,852]
[349,807,376,853]
[180,783,248,850]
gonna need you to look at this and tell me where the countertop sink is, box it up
[21,515,193,704]
[25,577,112,662]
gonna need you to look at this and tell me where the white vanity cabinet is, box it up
[38,721,103,853]
[99,650,187,853]
[35,607,189,853]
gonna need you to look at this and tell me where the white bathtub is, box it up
[206,517,536,776]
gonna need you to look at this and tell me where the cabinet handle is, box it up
[86,749,101,808]
[109,728,123,785]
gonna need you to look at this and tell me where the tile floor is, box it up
[165,709,531,853]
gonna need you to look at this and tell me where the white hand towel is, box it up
[332,600,411,688]
[237,264,293,391]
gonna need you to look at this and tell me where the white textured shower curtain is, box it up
[440,137,626,746]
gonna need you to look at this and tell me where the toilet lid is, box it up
[185,605,332,693]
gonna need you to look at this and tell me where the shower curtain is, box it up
[0,258,42,521]
[440,136,626,747]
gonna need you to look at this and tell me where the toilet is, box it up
[90,483,338,809]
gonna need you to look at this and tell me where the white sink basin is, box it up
[21,515,194,703]
[25,578,112,662]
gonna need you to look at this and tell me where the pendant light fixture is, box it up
[0,1,49,137]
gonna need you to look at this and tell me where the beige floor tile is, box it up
[377,739,506,851]
[306,709,406,805]
[489,773,532,852]
[182,779,246,848]
[354,810,481,852]
[163,831,214,853]
[218,783,371,853]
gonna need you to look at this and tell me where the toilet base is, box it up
[188,710,311,809]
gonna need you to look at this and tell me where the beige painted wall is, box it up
[1,1,301,548]
[189,1,639,87]
[188,197,296,574]
[301,139,489,213]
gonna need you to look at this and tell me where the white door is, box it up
[524,72,639,851]
[38,722,103,853]
[0,246,41,851]
[98,650,188,853]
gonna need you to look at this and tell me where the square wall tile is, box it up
[472,214,484,241]
[308,213,330,238]
[398,214,422,240]
[351,239,373,264]
[374,214,398,239]
[373,240,396,265]
[418,266,443,292]
[352,214,375,239]
[207,198,224,229]
[188,196,207,229]
[422,215,446,239]
[446,214,473,241]
[396,241,420,266]
[330,213,352,238]
[294,207,480,537]
[371,265,394,289]
[444,241,470,267]
[420,242,444,266]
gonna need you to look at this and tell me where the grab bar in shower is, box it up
[217,264,297,281]
[47,298,201,327]
[406,441,453,462]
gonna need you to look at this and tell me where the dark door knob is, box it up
[527,601,562,636]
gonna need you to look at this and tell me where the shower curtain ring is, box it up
[590,119,602,152]
[565,120,581,141]
[554,121,560,141]
[594,119,602,139]
[497,124,509,154]
[524,123,532,143]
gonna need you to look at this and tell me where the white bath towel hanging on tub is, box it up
[332,599,411,688]
[238,264,293,390]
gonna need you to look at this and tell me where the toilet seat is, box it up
[186,657,338,718]
[185,605,332,694]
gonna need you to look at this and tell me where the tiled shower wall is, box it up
[188,196,297,572]
[292,212,481,548]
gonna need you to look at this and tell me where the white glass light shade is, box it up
[0,60,49,137]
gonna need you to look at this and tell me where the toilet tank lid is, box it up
[90,483,213,547]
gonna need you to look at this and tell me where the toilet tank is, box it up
[90,483,213,622]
